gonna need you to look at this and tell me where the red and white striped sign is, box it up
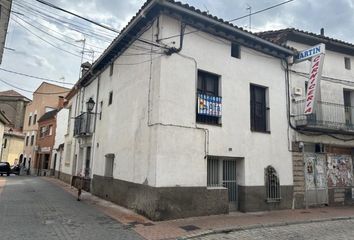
[304,54,325,114]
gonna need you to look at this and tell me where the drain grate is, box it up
[143,222,155,226]
[180,225,200,231]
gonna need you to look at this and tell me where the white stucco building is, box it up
[57,0,297,220]
[260,29,354,208]
[51,106,69,179]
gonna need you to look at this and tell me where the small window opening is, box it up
[265,166,280,202]
[3,138,7,148]
[108,91,113,106]
[231,43,241,59]
[99,101,103,120]
[345,57,351,70]
[33,114,37,125]
[109,63,114,76]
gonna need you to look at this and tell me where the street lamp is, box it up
[86,98,95,113]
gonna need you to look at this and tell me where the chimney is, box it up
[81,61,91,77]
[320,28,324,36]
[58,96,64,109]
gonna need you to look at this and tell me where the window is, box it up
[108,91,113,105]
[99,101,103,120]
[265,166,280,202]
[105,153,115,178]
[40,126,51,138]
[231,43,241,59]
[207,157,238,203]
[28,115,32,126]
[250,84,269,132]
[49,125,53,135]
[3,138,7,148]
[30,135,34,146]
[33,114,37,124]
[196,71,221,125]
[109,63,114,76]
[25,136,29,146]
[345,57,351,70]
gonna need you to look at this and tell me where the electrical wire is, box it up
[34,0,120,34]
[0,68,74,85]
[0,78,70,95]
[11,17,88,59]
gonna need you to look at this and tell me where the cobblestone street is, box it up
[0,176,143,240]
[195,219,354,240]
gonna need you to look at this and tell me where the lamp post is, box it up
[86,98,95,113]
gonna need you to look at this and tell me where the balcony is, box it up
[74,112,94,137]
[292,100,354,134]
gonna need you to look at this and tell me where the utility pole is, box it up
[246,4,252,31]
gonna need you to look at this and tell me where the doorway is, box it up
[304,153,328,206]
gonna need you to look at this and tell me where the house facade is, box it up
[0,0,12,64]
[260,29,354,208]
[0,90,30,131]
[0,110,10,160]
[22,82,69,174]
[2,128,25,165]
[36,109,57,176]
[52,106,69,182]
[58,0,296,220]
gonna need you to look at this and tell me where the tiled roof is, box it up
[257,28,354,50]
[77,0,295,87]
[38,109,57,122]
[0,90,27,98]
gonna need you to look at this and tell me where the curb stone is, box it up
[178,216,354,239]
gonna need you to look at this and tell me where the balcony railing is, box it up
[292,100,354,133]
[74,112,94,137]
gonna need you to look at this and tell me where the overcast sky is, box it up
[2,0,354,98]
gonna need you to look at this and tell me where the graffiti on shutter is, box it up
[327,154,353,187]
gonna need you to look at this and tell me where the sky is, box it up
[2,0,354,99]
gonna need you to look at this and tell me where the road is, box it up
[196,218,354,240]
[0,176,143,240]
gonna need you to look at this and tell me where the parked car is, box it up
[0,162,11,176]
[11,164,20,175]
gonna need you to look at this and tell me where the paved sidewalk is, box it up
[0,176,142,240]
[45,177,354,240]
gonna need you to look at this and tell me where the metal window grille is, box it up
[207,157,220,187]
[265,166,281,202]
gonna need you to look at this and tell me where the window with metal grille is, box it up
[207,157,238,203]
[265,166,280,202]
[197,70,221,125]
[207,157,220,187]
[250,84,269,132]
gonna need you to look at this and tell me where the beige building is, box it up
[0,0,12,64]
[22,82,69,174]
[0,90,30,131]
[0,111,10,161]
[2,128,24,165]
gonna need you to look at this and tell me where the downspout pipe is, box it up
[164,22,186,55]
